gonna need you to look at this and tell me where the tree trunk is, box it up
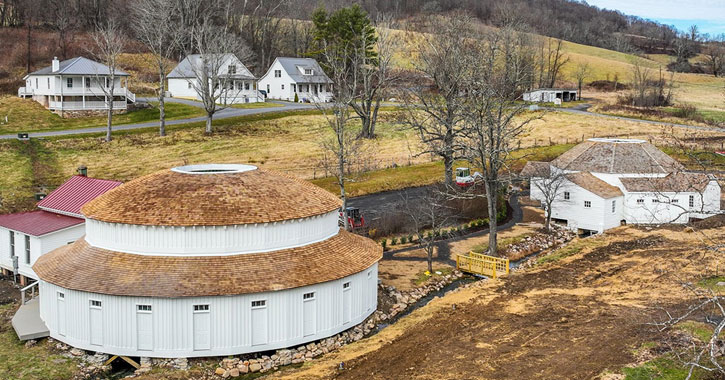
[106,106,113,142]
[26,22,31,74]
[205,114,213,134]
[369,98,381,137]
[427,245,433,272]
[485,180,498,255]
[545,205,552,232]
[339,146,348,230]
[158,68,166,137]
[443,153,454,187]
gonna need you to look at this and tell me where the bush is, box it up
[294,92,299,103]
[391,237,398,245]
[408,234,414,243]
[671,104,699,119]
[400,236,408,244]
[381,239,387,249]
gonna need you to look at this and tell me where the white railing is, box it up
[18,87,33,97]
[126,89,136,103]
[57,87,129,96]
[20,281,38,305]
[49,100,127,110]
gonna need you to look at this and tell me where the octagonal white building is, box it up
[33,164,381,358]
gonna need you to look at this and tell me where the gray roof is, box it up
[28,57,128,76]
[274,57,332,84]
[551,138,684,174]
[620,172,712,193]
[167,54,255,79]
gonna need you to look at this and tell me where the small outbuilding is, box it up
[523,88,577,103]
[32,164,381,358]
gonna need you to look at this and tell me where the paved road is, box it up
[549,103,725,133]
[347,185,431,221]
[0,98,315,139]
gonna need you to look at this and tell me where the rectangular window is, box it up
[9,231,14,258]
[251,300,266,308]
[137,305,152,312]
[564,192,570,200]
[303,292,315,300]
[24,235,30,264]
[85,78,90,88]
[584,201,591,208]
[343,282,351,289]
[66,78,73,88]
[304,68,313,75]
[672,199,678,204]
[689,195,695,208]
[611,200,616,213]
[228,64,236,74]
[652,199,660,203]
[47,78,50,89]
[193,304,209,312]
[35,78,38,88]
[90,300,102,308]
[636,199,644,204]
[58,292,64,299]
[274,70,281,78]
[281,84,284,90]
[244,82,250,90]
[187,81,192,89]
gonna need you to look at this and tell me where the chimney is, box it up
[52,57,59,72]
[77,165,88,177]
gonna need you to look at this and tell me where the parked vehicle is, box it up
[339,207,365,231]
[455,167,482,187]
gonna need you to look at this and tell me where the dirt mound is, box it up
[690,214,725,230]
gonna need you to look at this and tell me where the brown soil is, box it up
[270,226,722,380]
[0,276,20,305]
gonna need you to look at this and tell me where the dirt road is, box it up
[269,225,723,380]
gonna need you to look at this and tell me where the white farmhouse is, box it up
[167,54,263,103]
[523,88,578,103]
[18,57,135,115]
[0,171,121,285]
[524,138,722,234]
[24,164,381,357]
[258,57,333,102]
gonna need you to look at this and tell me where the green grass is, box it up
[413,267,454,286]
[623,355,693,380]
[0,303,81,380]
[0,96,207,134]
[697,276,725,292]
[471,233,533,255]
[676,321,713,343]
[536,238,605,265]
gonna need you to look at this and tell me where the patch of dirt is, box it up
[691,214,725,230]
[0,276,20,305]
[297,228,714,380]
[521,205,545,224]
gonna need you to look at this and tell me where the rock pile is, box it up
[505,226,576,261]
[212,271,465,378]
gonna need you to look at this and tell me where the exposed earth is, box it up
[268,224,725,380]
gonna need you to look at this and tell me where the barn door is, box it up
[57,292,66,336]
[193,305,211,351]
[342,282,351,324]
[136,305,153,351]
[89,300,103,346]
[302,292,316,337]
[251,300,268,346]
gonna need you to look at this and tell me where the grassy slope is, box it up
[0,96,206,134]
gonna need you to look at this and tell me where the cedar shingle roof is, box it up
[551,139,684,174]
[620,172,713,193]
[81,168,342,226]
[566,172,623,199]
[33,230,381,297]
[520,161,551,177]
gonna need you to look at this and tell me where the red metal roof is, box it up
[0,210,83,236]
[37,175,122,217]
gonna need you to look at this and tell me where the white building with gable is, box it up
[523,138,722,234]
[167,54,263,104]
[258,57,333,102]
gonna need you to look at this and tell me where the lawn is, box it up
[0,303,81,380]
[0,96,206,134]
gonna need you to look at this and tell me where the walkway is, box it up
[549,103,725,133]
[0,99,315,139]
[11,298,49,340]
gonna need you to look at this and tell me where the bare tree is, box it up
[402,188,453,273]
[402,15,473,187]
[239,0,289,73]
[90,17,126,142]
[462,26,538,255]
[703,39,725,77]
[536,37,569,88]
[529,169,570,232]
[132,0,180,137]
[180,0,254,133]
[352,15,400,139]
[626,59,674,108]
[316,39,361,230]
[49,0,76,59]
[573,62,591,100]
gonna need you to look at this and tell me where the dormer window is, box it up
[304,68,313,75]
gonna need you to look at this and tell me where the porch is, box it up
[11,282,48,341]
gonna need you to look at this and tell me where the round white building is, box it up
[33,164,381,358]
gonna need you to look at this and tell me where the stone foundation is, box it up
[53,108,128,118]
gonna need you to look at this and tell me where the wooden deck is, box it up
[12,298,49,341]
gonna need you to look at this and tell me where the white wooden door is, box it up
[367,271,374,312]
[89,301,103,346]
[303,297,316,337]
[251,301,268,346]
[57,293,66,336]
[193,305,211,351]
[136,306,153,351]
[343,283,352,324]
